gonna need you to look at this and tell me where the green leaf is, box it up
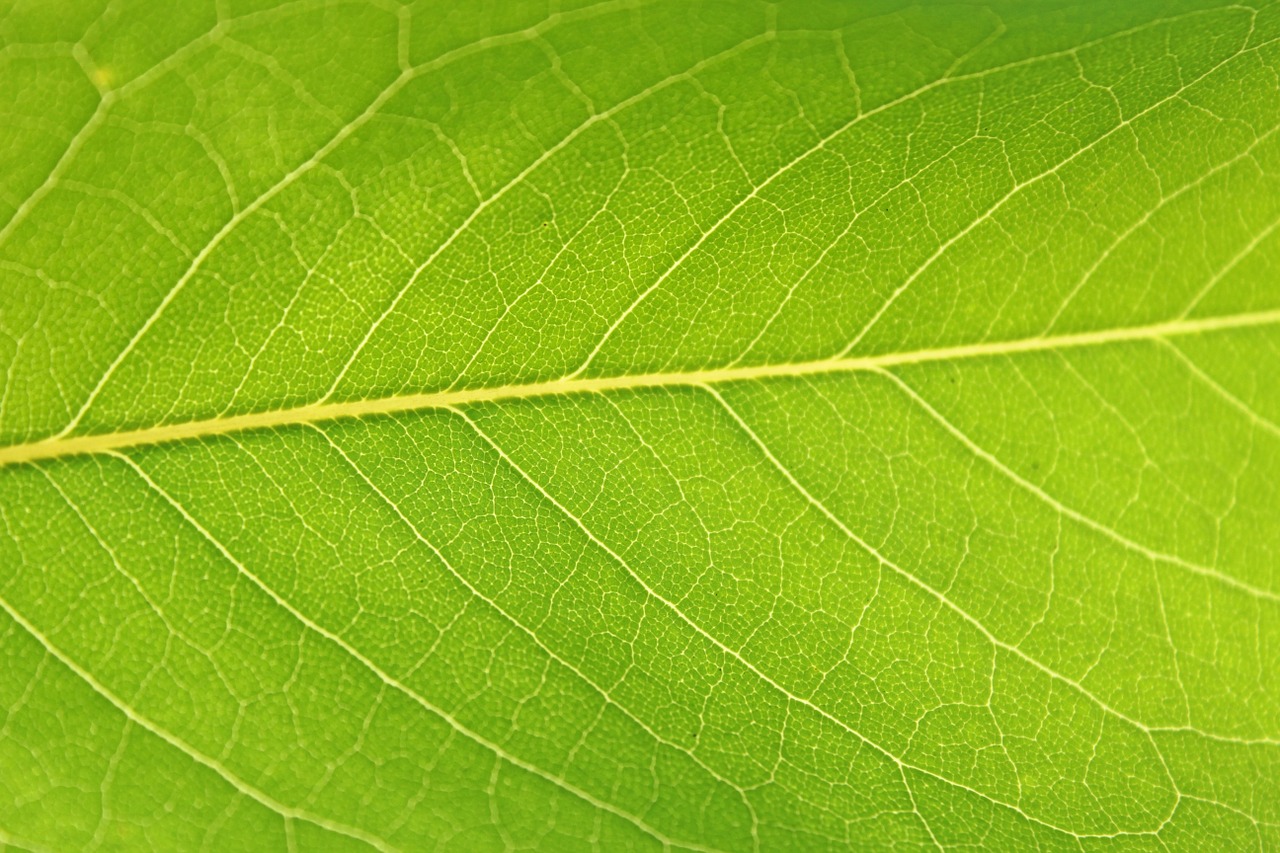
[2,0,1278,849]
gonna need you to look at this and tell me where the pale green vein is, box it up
[1161,339,1280,439]
[453,405,1164,840]
[0,824,53,853]
[701,384,1184,827]
[574,4,1264,374]
[53,0,659,439]
[106,449,728,853]
[0,594,397,853]
[875,367,1280,603]
[307,419,764,852]
[321,22,777,401]
[838,18,1270,358]
[3,2,1278,847]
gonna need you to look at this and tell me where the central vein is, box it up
[1,309,1275,467]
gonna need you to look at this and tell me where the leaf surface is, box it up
[2,0,1279,850]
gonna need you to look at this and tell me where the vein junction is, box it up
[1,308,1275,467]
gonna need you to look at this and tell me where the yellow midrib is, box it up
[1,309,1276,467]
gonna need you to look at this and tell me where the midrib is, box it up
[2,308,1276,467]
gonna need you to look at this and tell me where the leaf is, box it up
[1,0,1279,849]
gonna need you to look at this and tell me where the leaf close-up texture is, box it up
[2,0,1279,850]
